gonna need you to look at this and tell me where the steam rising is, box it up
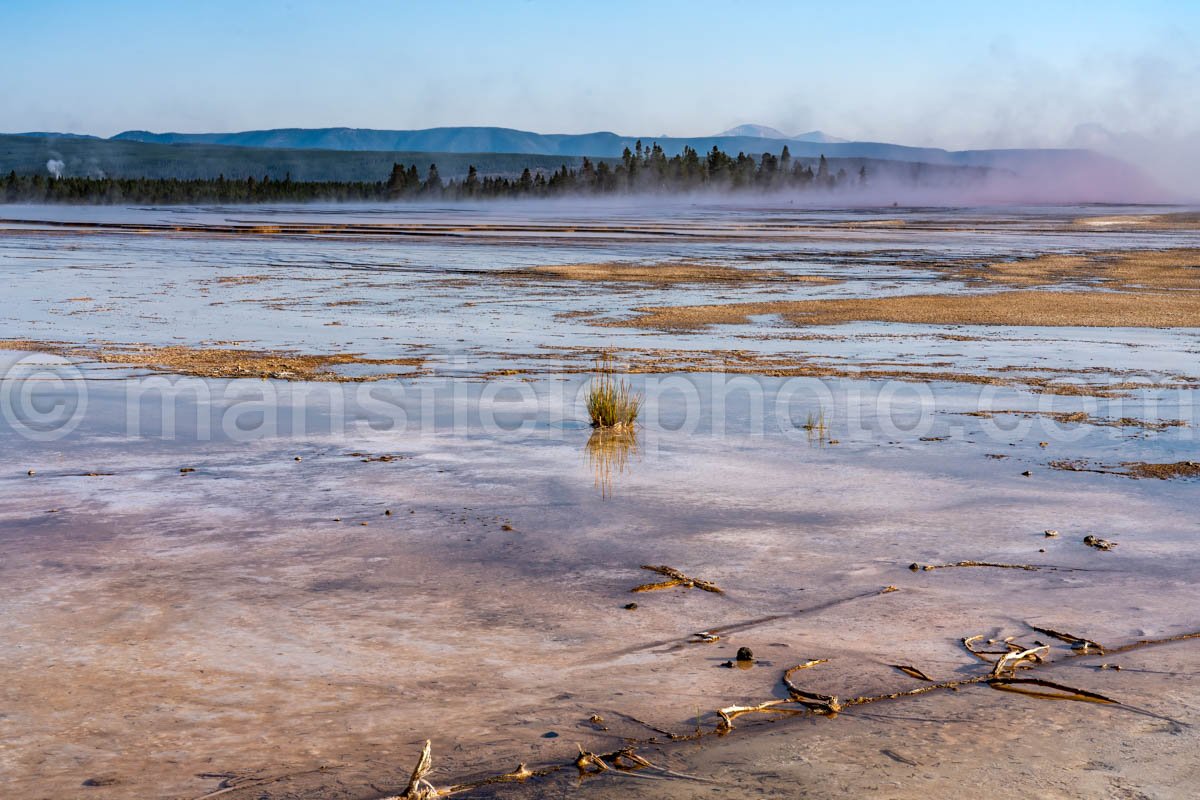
[45,159,65,178]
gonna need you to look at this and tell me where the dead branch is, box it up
[632,565,724,593]
[910,561,1041,571]
[605,710,686,740]
[574,745,610,774]
[1102,630,1200,655]
[962,634,1023,660]
[986,677,1117,704]
[1027,624,1105,654]
[782,659,843,714]
[889,664,935,681]
[382,740,438,800]
[989,645,1049,678]
[715,700,800,733]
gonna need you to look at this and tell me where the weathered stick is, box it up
[632,565,724,593]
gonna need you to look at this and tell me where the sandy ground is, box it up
[2,376,1198,799]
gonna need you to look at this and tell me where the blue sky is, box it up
[1,0,1197,152]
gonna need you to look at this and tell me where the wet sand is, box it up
[3,378,1198,799]
[1,203,1198,799]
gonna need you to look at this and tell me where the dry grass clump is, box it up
[586,354,642,429]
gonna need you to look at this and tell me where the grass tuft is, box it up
[586,354,642,429]
[801,409,826,434]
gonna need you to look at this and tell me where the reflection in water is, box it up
[585,427,639,498]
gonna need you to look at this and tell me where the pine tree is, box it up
[423,164,441,194]
[387,162,407,197]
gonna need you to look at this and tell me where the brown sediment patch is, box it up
[1049,458,1200,479]
[836,219,907,228]
[0,339,424,382]
[961,409,1189,431]
[592,289,1200,331]
[510,261,835,286]
[1122,461,1200,480]
[210,274,274,286]
[959,248,1200,290]
[1073,213,1200,231]
[498,345,1198,397]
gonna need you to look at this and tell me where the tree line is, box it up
[2,142,866,204]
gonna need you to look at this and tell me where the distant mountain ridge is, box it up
[106,126,1145,185]
[102,125,1034,165]
[2,126,1166,201]
[111,125,873,159]
[716,125,847,143]
[0,134,600,182]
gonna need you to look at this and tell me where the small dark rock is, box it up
[1021,470,1032,476]
[82,777,118,787]
[384,509,391,516]
[736,646,754,662]
[624,602,638,610]
[541,731,559,738]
